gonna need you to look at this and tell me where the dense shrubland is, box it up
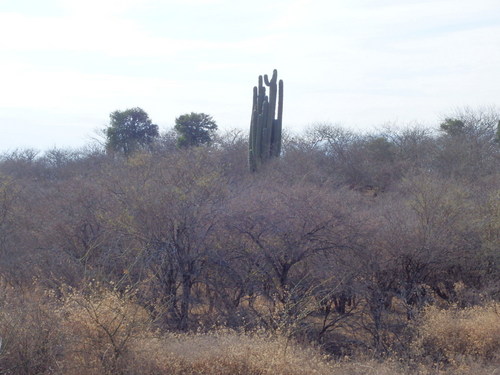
[0,107,499,374]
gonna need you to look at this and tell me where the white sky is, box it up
[1,0,500,151]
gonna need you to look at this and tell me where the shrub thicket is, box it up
[0,107,499,373]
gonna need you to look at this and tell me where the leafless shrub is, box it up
[0,285,64,375]
[60,284,151,375]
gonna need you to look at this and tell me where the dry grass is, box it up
[1,284,499,375]
[127,333,500,375]
[127,330,499,375]
[127,329,335,375]
[330,357,499,375]
[59,285,152,375]
[413,301,500,363]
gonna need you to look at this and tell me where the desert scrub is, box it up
[412,301,500,363]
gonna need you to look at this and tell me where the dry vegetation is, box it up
[0,107,499,374]
[413,302,500,363]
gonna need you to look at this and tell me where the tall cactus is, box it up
[249,69,283,172]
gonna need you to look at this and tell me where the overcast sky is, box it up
[1,0,499,151]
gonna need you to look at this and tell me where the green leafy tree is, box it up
[174,112,218,148]
[105,108,159,156]
[440,118,466,136]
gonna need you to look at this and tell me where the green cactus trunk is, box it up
[249,69,284,172]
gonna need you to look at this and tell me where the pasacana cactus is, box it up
[249,69,283,171]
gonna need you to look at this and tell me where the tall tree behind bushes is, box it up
[174,112,218,148]
[435,107,499,180]
[105,107,159,156]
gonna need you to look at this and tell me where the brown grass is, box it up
[59,285,152,375]
[412,301,500,363]
[1,284,499,375]
[127,329,334,375]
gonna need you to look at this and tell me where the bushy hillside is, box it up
[0,107,499,374]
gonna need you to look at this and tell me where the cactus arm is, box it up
[273,79,284,157]
[258,75,264,107]
[265,73,278,157]
[248,86,257,169]
[255,102,265,167]
[251,86,258,149]
[264,69,277,86]
[261,99,270,161]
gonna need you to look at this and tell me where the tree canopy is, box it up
[174,112,218,148]
[440,118,466,136]
[105,107,159,155]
